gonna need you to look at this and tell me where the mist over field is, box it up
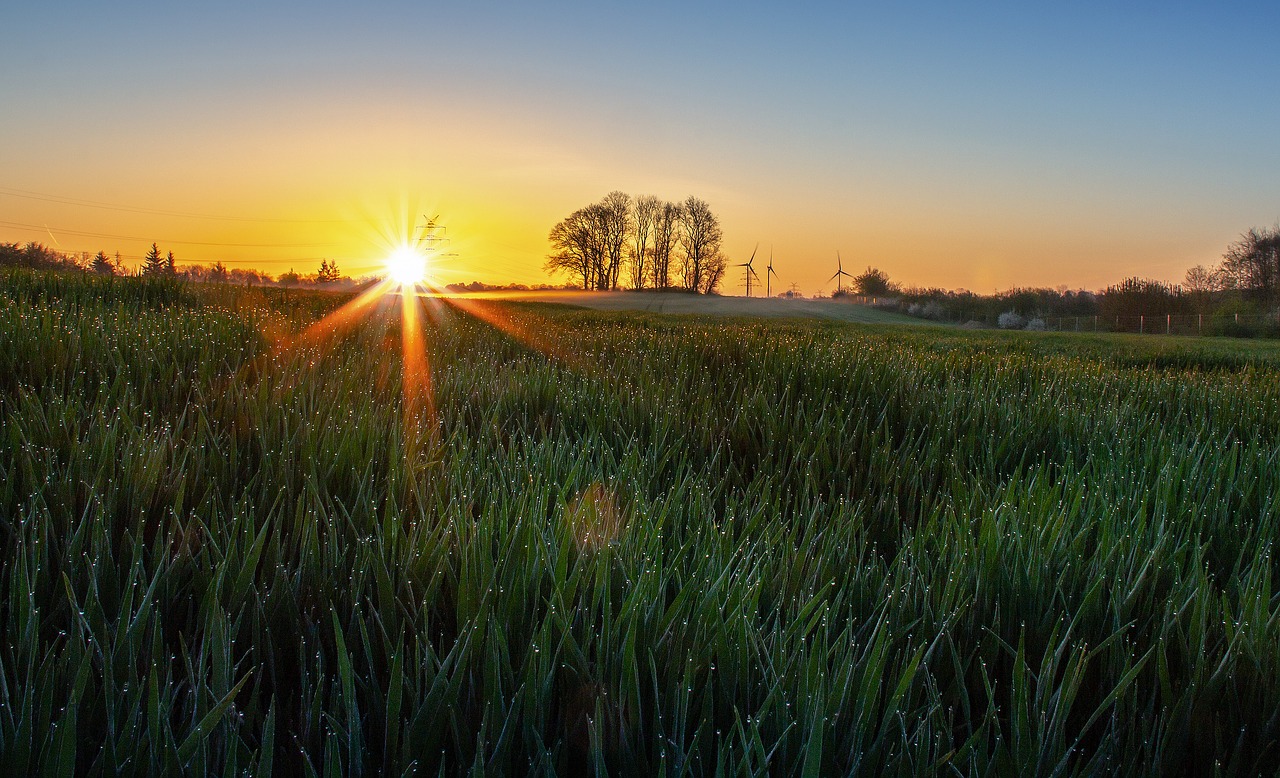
[434,289,922,324]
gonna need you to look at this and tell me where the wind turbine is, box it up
[737,244,761,297]
[766,246,778,298]
[827,251,853,294]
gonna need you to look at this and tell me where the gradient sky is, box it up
[3,2,1278,293]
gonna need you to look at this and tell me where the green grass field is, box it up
[441,289,926,325]
[2,268,1279,775]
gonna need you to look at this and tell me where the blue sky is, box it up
[3,2,1277,290]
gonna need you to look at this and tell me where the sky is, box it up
[3,2,1279,294]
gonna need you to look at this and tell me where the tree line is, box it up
[1184,225,1280,305]
[0,241,349,287]
[871,224,1280,336]
[545,192,727,293]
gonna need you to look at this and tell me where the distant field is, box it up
[445,288,925,324]
[2,270,1279,775]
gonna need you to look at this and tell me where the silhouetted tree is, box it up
[0,242,97,271]
[1220,225,1280,305]
[629,195,660,289]
[142,243,166,275]
[651,201,681,289]
[546,192,725,293]
[1183,265,1219,294]
[91,251,114,275]
[679,196,722,292]
[854,266,893,296]
[701,250,727,294]
[546,207,604,289]
[599,191,632,289]
[317,259,341,283]
[1098,277,1190,327]
[229,268,271,285]
[165,250,177,274]
[1183,264,1221,313]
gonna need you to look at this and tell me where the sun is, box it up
[386,245,427,285]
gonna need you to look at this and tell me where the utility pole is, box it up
[736,245,759,298]
[415,215,458,265]
[416,215,444,247]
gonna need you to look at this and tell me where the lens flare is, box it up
[386,245,426,285]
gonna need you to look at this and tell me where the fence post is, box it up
[1140,315,1144,334]
[1198,313,1202,334]
[1166,314,1171,335]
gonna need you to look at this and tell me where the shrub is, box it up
[921,301,946,321]
[998,310,1025,329]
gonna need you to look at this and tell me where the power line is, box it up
[0,219,335,248]
[16,245,364,266]
[109,254,348,265]
[3,231,384,269]
[0,186,352,224]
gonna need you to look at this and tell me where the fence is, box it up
[999,312,1280,337]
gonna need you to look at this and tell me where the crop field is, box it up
[2,268,1280,776]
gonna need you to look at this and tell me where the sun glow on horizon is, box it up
[386,245,428,285]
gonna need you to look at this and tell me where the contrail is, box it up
[44,224,62,247]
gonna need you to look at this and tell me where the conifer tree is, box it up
[317,259,340,283]
[142,243,165,275]
[91,251,114,275]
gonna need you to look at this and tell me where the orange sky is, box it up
[3,5,1277,294]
